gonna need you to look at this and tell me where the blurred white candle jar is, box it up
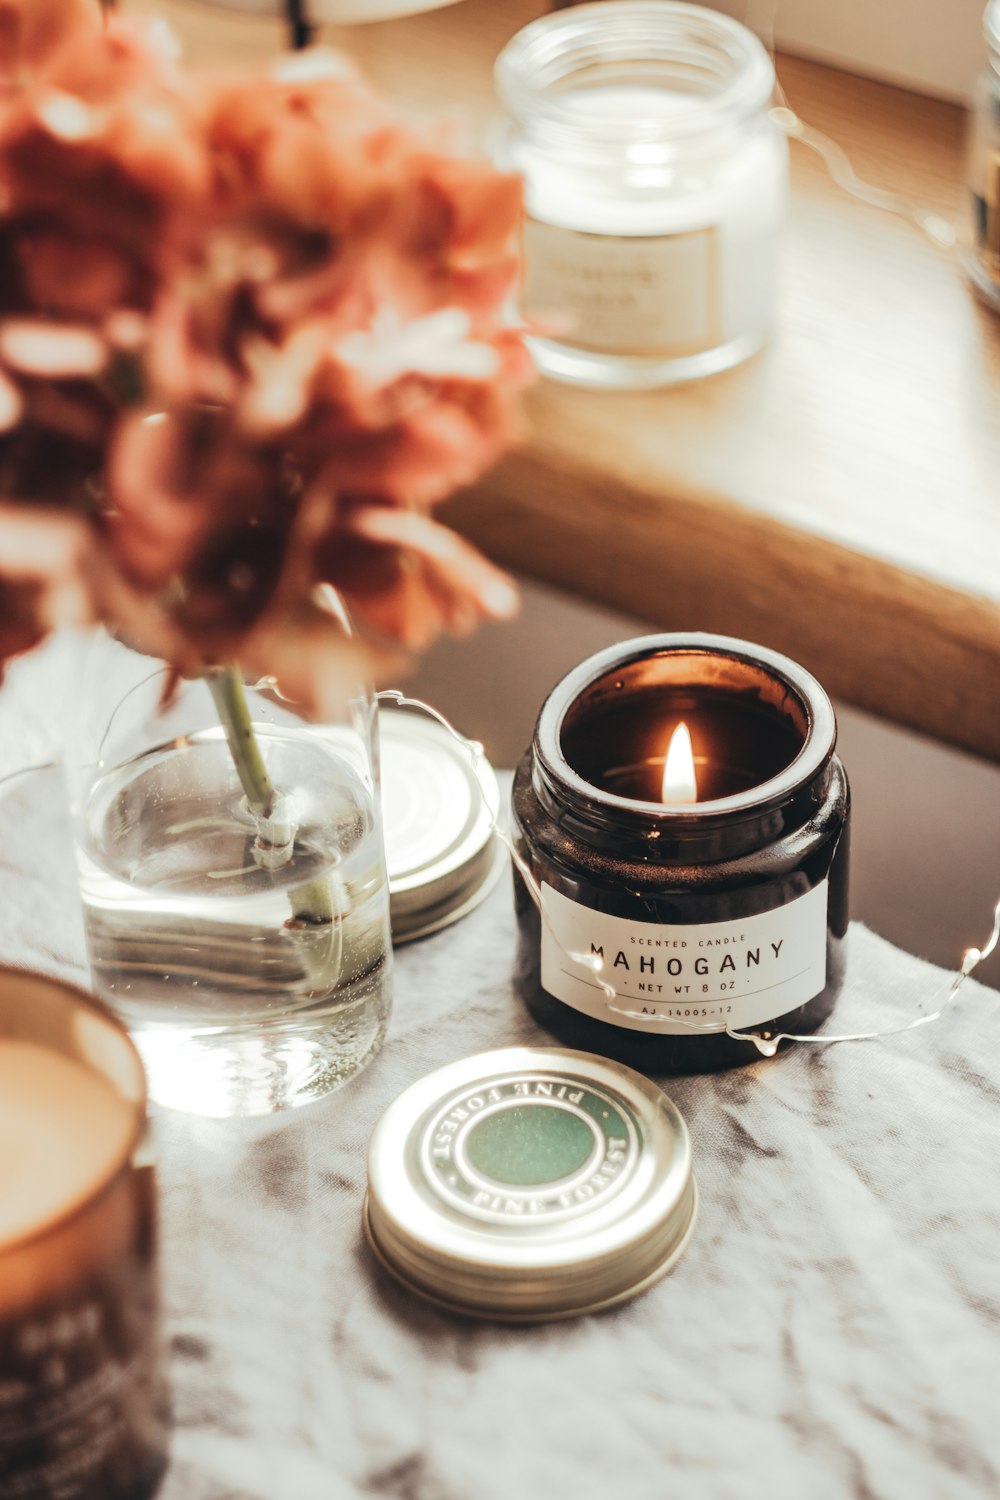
[494,1,788,388]
[66,632,392,1119]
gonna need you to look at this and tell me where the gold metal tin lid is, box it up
[364,1046,698,1321]
[380,706,503,943]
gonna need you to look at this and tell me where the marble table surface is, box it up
[1,715,999,1500]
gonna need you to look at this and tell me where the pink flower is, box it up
[0,4,207,467]
[0,0,100,79]
[0,503,100,662]
[0,9,531,704]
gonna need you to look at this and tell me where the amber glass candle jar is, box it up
[0,969,168,1499]
[511,634,850,1073]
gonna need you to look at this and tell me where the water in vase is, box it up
[75,726,392,1114]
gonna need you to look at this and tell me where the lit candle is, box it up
[576,677,804,806]
[661,722,697,805]
[512,634,851,1073]
[0,970,168,1500]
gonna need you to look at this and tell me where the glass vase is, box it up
[65,631,392,1117]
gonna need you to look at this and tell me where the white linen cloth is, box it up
[1,737,998,1500]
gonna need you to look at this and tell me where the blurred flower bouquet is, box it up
[0,0,530,1110]
[0,0,528,708]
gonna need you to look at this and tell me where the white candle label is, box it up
[540,881,829,1033]
[521,218,722,356]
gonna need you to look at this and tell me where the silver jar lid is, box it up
[364,1046,698,1321]
[380,706,504,943]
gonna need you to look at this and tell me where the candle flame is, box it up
[661,722,698,804]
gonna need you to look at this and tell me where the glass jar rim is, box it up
[495,0,776,143]
[533,632,837,832]
[0,967,147,1253]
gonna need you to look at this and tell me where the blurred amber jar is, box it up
[510,635,851,1074]
[0,969,169,1500]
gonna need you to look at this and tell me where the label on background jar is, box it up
[0,1274,166,1500]
[540,881,829,1034]
[521,218,722,356]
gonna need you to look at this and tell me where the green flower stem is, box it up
[288,876,335,926]
[206,666,335,933]
[207,666,276,818]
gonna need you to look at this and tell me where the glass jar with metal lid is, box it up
[966,1,1000,309]
[493,0,788,388]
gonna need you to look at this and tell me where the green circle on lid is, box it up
[464,1103,596,1187]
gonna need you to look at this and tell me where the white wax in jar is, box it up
[507,82,787,362]
[0,1040,134,1245]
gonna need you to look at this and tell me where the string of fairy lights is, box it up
[376,692,1000,1057]
[749,0,959,251]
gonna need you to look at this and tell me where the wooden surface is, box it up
[131,0,1000,760]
